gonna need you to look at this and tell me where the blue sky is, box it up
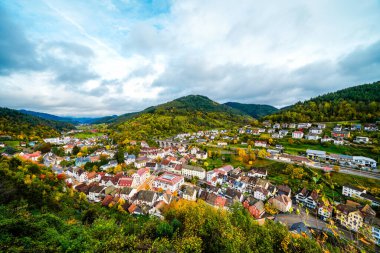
[1,0,380,116]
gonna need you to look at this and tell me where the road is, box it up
[205,143,380,180]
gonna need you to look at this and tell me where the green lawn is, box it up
[73,132,104,139]
[277,139,378,160]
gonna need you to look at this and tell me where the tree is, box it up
[116,147,125,164]
[72,146,80,155]
[258,149,268,158]
[333,165,340,173]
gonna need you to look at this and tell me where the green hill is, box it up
[264,81,380,122]
[225,102,279,118]
[111,95,254,141]
[0,107,75,139]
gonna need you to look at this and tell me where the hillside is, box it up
[19,109,117,124]
[111,95,254,140]
[225,102,279,118]
[264,81,380,122]
[0,108,74,139]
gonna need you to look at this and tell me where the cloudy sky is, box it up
[1,0,380,117]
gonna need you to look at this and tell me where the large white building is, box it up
[153,172,184,193]
[352,156,377,168]
[182,165,206,180]
[342,185,366,198]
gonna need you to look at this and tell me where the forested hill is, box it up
[225,102,279,118]
[0,107,74,139]
[264,81,380,122]
[111,95,254,141]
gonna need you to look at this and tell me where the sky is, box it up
[1,0,380,117]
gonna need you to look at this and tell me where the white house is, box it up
[254,187,269,201]
[254,141,267,148]
[292,131,304,139]
[295,188,319,209]
[342,185,366,197]
[318,202,333,221]
[354,136,370,144]
[352,156,377,168]
[153,172,184,193]
[182,165,206,180]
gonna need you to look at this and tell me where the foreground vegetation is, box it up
[0,157,361,252]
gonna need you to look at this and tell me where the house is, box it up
[247,201,265,219]
[247,168,267,178]
[132,167,150,186]
[153,172,184,193]
[225,188,244,202]
[359,194,380,207]
[332,130,350,138]
[306,149,326,160]
[309,128,322,135]
[134,190,158,206]
[254,141,267,148]
[279,130,288,136]
[118,177,135,188]
[100,160,118,171]
[335,203,376,232]
[316,123,326,129]
[292,131,304,139]
[333,138,344,145]
[295,188,318,209]
[217,142,228,147]
[119,187,137,200]
[305,134,320,141]
[88,185,105,202]
[342,185,366,198]
[75,157,90,167]
[182,185,197,201]
[364,124,378,131]
[125,154,136,165]
[352,156,377,168]
[21,151,42,162]
[182,165,206,180]
[354,136,370,144]
[297,123,311,129]
[321,136,333,143]
[195,152,208,160]
[269,195,292,212]
[318,202,333,221]
[134,157,148,168]
[277,185,291,197]
[254,187,269,201]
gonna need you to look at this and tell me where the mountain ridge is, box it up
[224,102,279,118]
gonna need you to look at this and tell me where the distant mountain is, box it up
[0,108,75,139]
[19,109,117,124]
[111,95,254,140]
[264,81,380,122]
[224,102,278,118]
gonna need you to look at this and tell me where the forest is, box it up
[0,108,74,140]
[0,157,358,253]
[264,81,380,122]
[110,95,254,142]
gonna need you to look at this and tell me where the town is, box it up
[1,120,379,249]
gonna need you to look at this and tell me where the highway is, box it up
[204,143,380,180]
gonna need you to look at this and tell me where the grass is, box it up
[73,132,104,139]
[277,138,378,160]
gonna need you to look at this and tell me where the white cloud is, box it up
[1,0,380,116]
